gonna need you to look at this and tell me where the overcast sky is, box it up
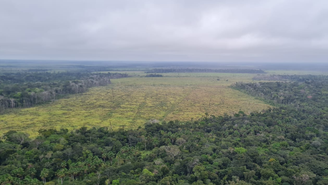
[0,0,327,62]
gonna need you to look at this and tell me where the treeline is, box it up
[145,74,163,77]
[252,74,328,82]
[0,72,126,84]
[1,75,328,184]
[145,68,266,74]
[233,75,328,107]
[0,72,128,111]
[57,65,113,72]
[0,64,113,73]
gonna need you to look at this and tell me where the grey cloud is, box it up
[0,0,327,62]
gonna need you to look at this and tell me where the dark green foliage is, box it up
[0,72,127,111]
[145,74,163,77]
[233,75,328,108]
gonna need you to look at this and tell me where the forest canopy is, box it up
[0,72,128,111]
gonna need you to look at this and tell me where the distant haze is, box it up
[0,0,327,62]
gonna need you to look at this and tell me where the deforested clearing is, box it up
[0,73,271,137]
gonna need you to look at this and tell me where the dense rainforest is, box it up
[0,72,127,111]
[234,75,328,107]
[0,75,328,185]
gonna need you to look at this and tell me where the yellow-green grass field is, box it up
[0,73,272,137]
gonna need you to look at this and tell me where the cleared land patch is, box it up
[0,73,271,137]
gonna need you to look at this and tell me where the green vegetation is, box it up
[233,75,328,106]
[0,73,271,138]
[0,72,128,111]
[145,74,163,77]
[1,74,328,184]
[0,61,328,184]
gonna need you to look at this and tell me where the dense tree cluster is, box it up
[145,74,163,77]
[0,72,127,111]
[233,75,328,108]
[252,75,328,82]
[146,69,265,74]
[1,75,328,184]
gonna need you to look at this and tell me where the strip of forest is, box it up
[233,75,328,107]
[145,74,163,77]
[0,72,128,111]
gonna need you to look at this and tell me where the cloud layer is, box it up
[0,0,327,62]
